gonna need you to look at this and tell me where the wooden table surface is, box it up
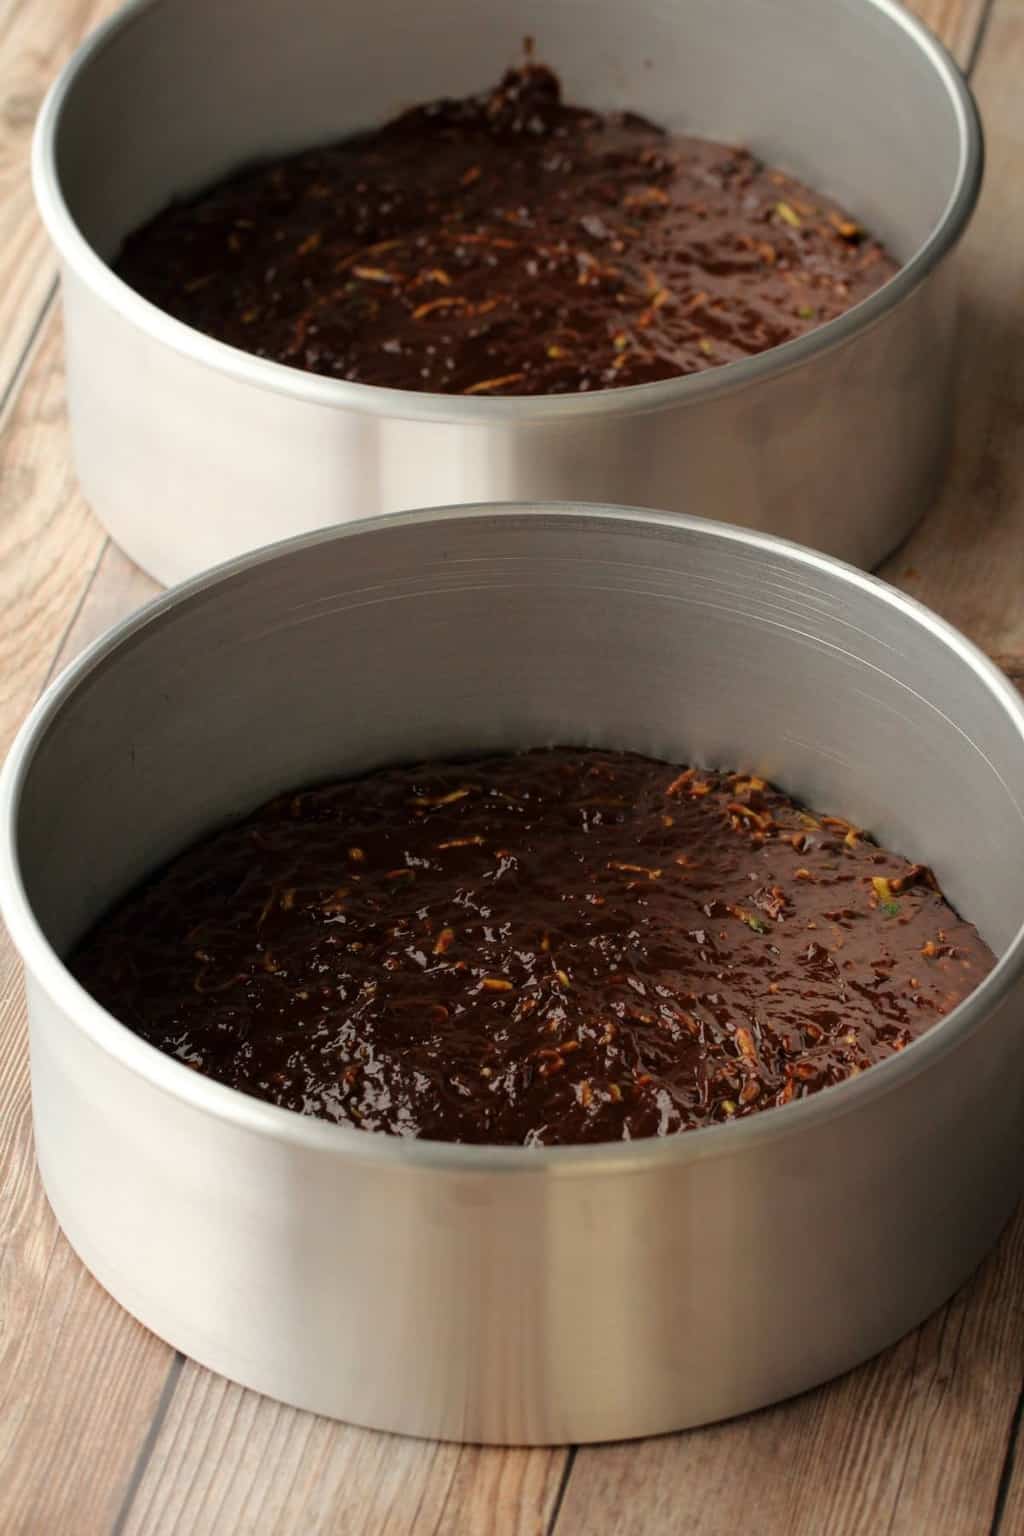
[2,1,1024,1531]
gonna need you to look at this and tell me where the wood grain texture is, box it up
[0,0,118,404]
[0,313,176,1534]
[995,1409,1024,1536]
[879,0,1024,667]
[908,0,993,65]
[49,538,161,679]
[121,1366,568,1536]
[0,310,105,758]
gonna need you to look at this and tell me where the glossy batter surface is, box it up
[115,62,898,395]
[71,750,993,1145]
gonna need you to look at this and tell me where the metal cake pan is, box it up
[33,0,982,585]
[2,503,1023,1445]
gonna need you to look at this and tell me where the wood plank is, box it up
[908,0,992,66]
[0,311,174,1536]
[994,1406,1024,1536]
[880,0,1024,668]
[0,309,105,757]
[0,0,119,403]
[121,1365,567,1536]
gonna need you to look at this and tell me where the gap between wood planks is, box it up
[965,0,1000,73]
[0,276,57,422]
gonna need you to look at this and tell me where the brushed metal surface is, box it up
[2,505,1023,1444]
[33,0,982,584]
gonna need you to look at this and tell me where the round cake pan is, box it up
[34,0,982,585]
[2,503,1023,1445]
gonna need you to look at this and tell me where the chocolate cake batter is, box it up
[71,749,992,1146]
[115,62,898,394]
